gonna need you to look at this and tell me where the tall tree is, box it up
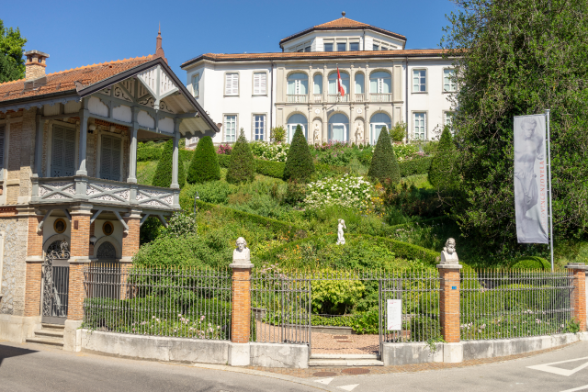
[428,125,459,190]
[442,0,588,247]
[283,125,315,182]
[226,131,255,184]
[0,20,26,82]
[152,139,186,189]
[368,126,400,185]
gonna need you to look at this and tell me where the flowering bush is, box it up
[250,141,290,162]
[304,174,374,209]
[129,313,225,339]
[216,144,232,155]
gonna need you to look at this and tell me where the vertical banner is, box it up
[387,299,402,331]
[514,114,549,244]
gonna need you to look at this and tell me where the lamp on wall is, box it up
[90,235,97,245]
[88,124,96,134]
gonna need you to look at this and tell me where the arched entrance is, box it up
[328,113,349,143]
[287,113,308,142]
[91,241,121,299]
[370,113,392,145]
[42,240,70,324]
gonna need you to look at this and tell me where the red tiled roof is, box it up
[279,17,406,46]
[0,55,156,104]
[182,49,447,68]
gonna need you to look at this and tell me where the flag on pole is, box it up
[337,67,345,97]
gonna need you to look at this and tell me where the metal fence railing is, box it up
[250,269,442,347]
[83,266,232,340]
[460,269,573,340]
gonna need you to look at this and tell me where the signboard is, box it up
[387,299,402,331]
[513,114,549,244]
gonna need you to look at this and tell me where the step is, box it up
[309,359,384,367]
[35,329,65,338]
[25,336,64,347]
[310,354,379,360]
[41,323,65,330]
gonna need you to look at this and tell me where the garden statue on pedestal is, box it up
[336,219,347,245]
[440,238,459,264]
[231,237,252,267]
[355,122,364,143]
[314,123,320,144]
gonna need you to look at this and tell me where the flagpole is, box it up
[546,109,554,272]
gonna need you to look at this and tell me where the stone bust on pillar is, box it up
[440,238,460,265]
[230,237,253,268]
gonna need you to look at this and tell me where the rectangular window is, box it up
[349,42,359,51]
[443,69,456,92]
[373,44,380,51]
[225,73,239,96]
[444,112,455,134]
[192,74,200,98]
[254,115,265,141]
[413,113,427,140]
[224,115,237,142]
[324,42,333,52]
[100,135,122,181]
[413,69,427,92]
[253,72,267,95]
[337,42,346,52]
[51,125,76,177]
[305,46,311,52]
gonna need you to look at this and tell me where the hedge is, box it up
[217,153,231,168]
[509,256,551,270]
[399,157,433,177]
[138,146,194,162]
[255,160,285,178]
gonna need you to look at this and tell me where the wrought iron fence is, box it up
[83,266,231,340]
[460,269,574,340]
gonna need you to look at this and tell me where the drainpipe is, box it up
[269,60,274,140]
[405,56,409,142]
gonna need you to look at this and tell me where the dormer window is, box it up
[373,44,379,51]
[324,42,334,52]
[337,42,346,52]
[349,42,360,51]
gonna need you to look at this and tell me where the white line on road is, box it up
[315,378,334,385]
[560,384,588,392]
[528,356,588,377]
[338,384,359,391]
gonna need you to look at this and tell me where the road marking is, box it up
[314,378,334,385]
[560,384,588,392]
[528,356,588,377]
[338,384,359,391]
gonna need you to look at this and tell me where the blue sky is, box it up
[3,0,458,78]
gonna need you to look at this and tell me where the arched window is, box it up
[328,113,350,143]
[328,72,350,101]
[370,113,392,145]
[355,73,365,99]
[97,242,117,259]
[370,71,392,102]
[313,74,323,95]
[287,73,308,103]
[286,113,308,142]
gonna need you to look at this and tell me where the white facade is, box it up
[182,16,456,147]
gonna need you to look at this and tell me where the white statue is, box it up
[355,122,364,143]
[314,123,320,144]
[336,219,347,245]
[232,237,251,264]
[440,238,459,264]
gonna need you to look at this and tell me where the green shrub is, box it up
[368,127,400,185]
[283,125,315,182]
[181,182,237,205]
[152,139,186,188]
[163,211,198,238]
[428,125,459,189]
[389,122,407,142]
[217,153,230,168]
[187,136,220,184]
[255,160,285,178]
[270,126,286,143]
[399,157,433,177]
[226,132,255,184]
[311,269,365,314]
[284,180,306,206]
[410,316,442,342]
[510,256,551,270]
[137,146,163,161]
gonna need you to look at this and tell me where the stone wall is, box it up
[0,216,28,316]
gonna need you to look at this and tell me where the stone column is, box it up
[566,263,588,331]
[350,64,355,102]
[322,65,329,103]
[127,122,138,184]
[437,262,462,363]
[77,104,89,176]
[229,237,253,366]
[171,121,180,190]
[24,208,44,318]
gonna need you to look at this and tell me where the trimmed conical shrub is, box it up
[152,139,186,188]
[368,126,400,185]
[428,125,458,190]
[226,131,255,184]
[283,125,315,182]
[187,136,220,184]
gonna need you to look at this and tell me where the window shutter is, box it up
[112,137,121,181]
[259,73,266,94]
[100,135,122,181]
[226,74,237,95]
[51,126,76,177]
[253,73,260,94]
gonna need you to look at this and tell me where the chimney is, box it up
[24,50,50,80]
[155,24,167,63]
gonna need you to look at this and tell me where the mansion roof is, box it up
[181,49,447,68]
[279,16,407,47]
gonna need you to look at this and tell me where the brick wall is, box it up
[439,268,461,343]
[67,263,85,321]
[570,268,587,331]
[70,214,91,257]
[121,217,140,258]
[23,262,42,317]
[26,215,43,257]
[231,268,251,343]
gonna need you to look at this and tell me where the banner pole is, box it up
[546,109,554,271]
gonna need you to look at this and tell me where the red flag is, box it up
[337,67,345,97]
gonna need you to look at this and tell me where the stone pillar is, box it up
[229,237,253,366]
[566,263,588,331]
[67,205,92,321]
[24,210,44,317]
[127,122,138,184]
[120,210,141,299]
[438,262,462,363]
[77,104,89,176]
[171,121,180,190]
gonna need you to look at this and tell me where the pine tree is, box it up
[428,125,458,190]
[186,136,220,184]
[368,126,400,184]
[283,125,315,182]
[226,131,255,184]
[152,138,186,188]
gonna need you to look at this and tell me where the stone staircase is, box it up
[309,354,384,367]
[25,323,64,348]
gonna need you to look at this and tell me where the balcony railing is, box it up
[287,94,308,103]
[31,176,180,210]
[369,93,393,102]
[355,94,365,102]
[328,94,349,103]
[312,94,323,103]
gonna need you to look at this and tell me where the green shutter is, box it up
[51,126,76,177]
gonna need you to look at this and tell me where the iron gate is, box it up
[42,240,70,324]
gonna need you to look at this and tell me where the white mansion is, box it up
[181,13,456,146]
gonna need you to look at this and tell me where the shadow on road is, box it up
[0,344,38,367]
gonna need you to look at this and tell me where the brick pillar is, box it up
[438,264,462,343]
[566,264,588,332]
[24,212,44,317]
[67,206,92,321]
[120,211,141,300]
[228,241,253,367]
